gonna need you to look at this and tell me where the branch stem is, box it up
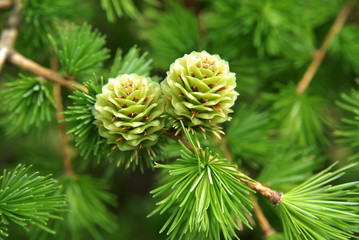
[51,57,73,174]
[296,0,356,94]
[166,128,194,150]
[167,131,283,206]
[239,175,283,206]
[0,0,88,93]
[53,82,73,175]
[0,0,21,72]
[251,197,275,238]
[7,50,88,92]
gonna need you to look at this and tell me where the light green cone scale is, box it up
[93,74,165,151]
[161,51,238,129]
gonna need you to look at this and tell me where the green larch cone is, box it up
[161,51,238,134]
[93,74,165,151]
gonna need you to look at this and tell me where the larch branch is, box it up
[166,128,194,150]
[7,50,88,92]
[0,0,88,93]
[239,175,283,206]
[167,130,283,206]
[216,135,277,234]
[0,0,21,72]
[296,0,356,94]
[51,57,73,175]
[54,83,73,175]
[252,197,275,238]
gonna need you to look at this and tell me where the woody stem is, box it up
[296,0,356,94]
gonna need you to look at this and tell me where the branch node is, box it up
[7,50,88,92]
[167,128,283,207]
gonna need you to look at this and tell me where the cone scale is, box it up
[93,74,165,151]
[161,51,238,132]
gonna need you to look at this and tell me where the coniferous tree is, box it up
[0,0,359,239]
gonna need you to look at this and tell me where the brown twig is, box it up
[167,130,283,206]
[0,0,88,93]
[296,0,356,94]
[251,197,275,238]
[0,0,21,72]
[7,50,88,92]
[54,83,73,174]
[0,0,13,9]
[166,128,194,150]
[0,0,80,173]
[239,176,283,206]
[52,58,73,175]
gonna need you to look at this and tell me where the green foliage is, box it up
[293,0,341,27]
[19,0,75,53]
[266,84,328,147]
[330,24,359,75]
[63,76,111,162]
[149,123,253,240]
[140,1,200,69]
[266,233,285,240]
[49,23,110,77]
[110,45,152,78]
[205,0,314,62]
[0,75,55,137]
[0,164,66,239]
[336,80,359,161]
[100,0,139,21]
[278,163,359,240]
[257,147,322,192]
[229,58,292,96]
[0,226,6,240]
[110,142,167,172]
[30,174,117,240]
[227,104,271,165]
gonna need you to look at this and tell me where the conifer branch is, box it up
[0,165,67,237]
[251,198,275,238]
[0,0,21,72]
[296,0,356,94]
[7,50,88,92]
[0,0,88,92]
[166,128,194,150]
[167,131,283,206]
[217,136,277,235]
[237,174,283,206]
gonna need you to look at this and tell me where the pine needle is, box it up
[278,163,359,240]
